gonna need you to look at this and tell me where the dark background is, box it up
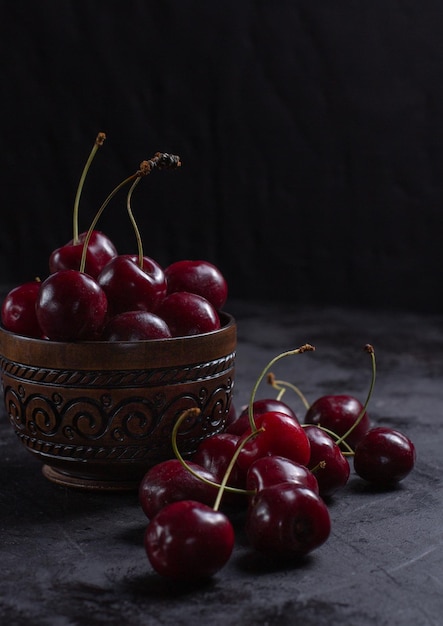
[2,1,443,313]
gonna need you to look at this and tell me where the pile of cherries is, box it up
[1,134,228,342]
[139,345,416,581]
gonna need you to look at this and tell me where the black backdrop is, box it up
[2,1,443,313]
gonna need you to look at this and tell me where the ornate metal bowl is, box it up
[0,313,236,491]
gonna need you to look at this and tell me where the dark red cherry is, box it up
[103,310,171,341]
[49,230,118,279]
[304,425,350,497]
[304,394,371,449]
[1,280,42,338]
[139,459,218,520]
[144,500,235,580]
[35,269,108,341]
[192,433,247,491]
[353,426,416,486]
[226,398,297,436]
[156,291,220,337]
[236,411,311,472]
[246,455,319,496]
[164,259,228,310]
[97,254,167,317]
[246,483,331,559]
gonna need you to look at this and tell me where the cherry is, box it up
[35,269,108,341]
[304,394,371,449]
[139,459,219,520]
[102,310,171,341]
[97,254,167,317]
[164,259,228,310]
[303,425,350,497]
[246,483,331,559]
[226,398,297,436]
[1,279,42,338]
[236,411,311,472]
[49,132,118,279]
[353,426,416,486]
[192,433,247,491]
[49,230,117,279]
[246,455,319,496]
[144,500,235,580]
[156,291,221,337]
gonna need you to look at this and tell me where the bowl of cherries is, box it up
[0,135,236,491]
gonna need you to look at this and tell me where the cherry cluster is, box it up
[139,345,416,581]
[1,134,228,342]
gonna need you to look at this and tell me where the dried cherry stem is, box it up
[247,344,315,432]
[79,152,181,273]
[171,408,253,499]
[335,344,376,450]
[72,132,106,244]
[267,372,310,410]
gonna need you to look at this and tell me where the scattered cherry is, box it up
[353,426,416,486]
[304,425,350,497]
[246,483,331,559]
[144,500,235,580]
[304,394,370,449]
[246,455,319,497]
[236,410,311,472]
[139,459,219,520]
[226,397,298,436]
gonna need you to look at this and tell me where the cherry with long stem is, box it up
[246,344,315,432]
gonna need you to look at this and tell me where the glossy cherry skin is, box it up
[49,230,118,279]
[246,483,331,559]
[35,269,108,341]
[226,398,297,436]
[102,310,172,341]
[97,254,167,317]
[139,459,218,520]
[144,500,235,580]
[1,280,42,338]
[304,394,371,449]
[353,426,416,486]
[164,259,228,310]
[156,291,220,337]
[304,425,350,497]
[246,455,319,497]
[236,411,311,472]
[193,433,247,491]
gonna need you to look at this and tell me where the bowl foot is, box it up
[42,465,140,492]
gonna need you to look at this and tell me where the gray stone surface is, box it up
[1,300,442,625]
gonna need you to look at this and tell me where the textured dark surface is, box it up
[3,2,443,312]
[1,300,442,625]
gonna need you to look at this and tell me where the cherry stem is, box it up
[126,177,145,268]
[247,344,315,432]
[267,372,311,410]
[79,153,181,274]
[171,408,253,499]
[335,344,376,448]
[73,132,106,244]
[301,423,354,454]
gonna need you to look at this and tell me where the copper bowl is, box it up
[0,313,236,491]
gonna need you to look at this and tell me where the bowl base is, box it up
[42,465,139,492]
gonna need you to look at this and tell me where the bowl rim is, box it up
[0,312,236,369]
